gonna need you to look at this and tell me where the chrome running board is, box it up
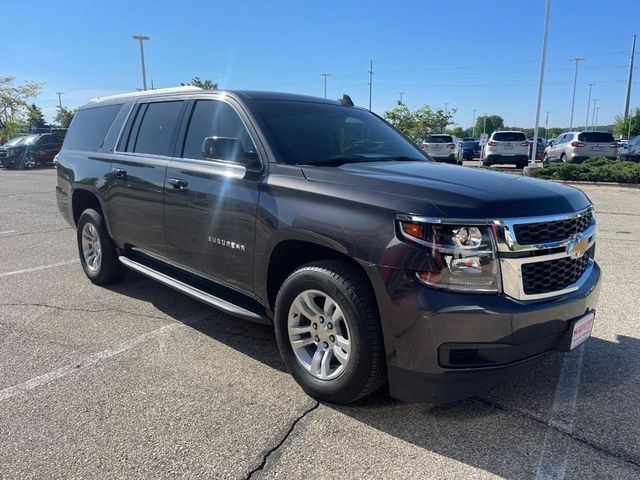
[118,256,269,324]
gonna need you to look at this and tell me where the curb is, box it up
[549,179,640,189]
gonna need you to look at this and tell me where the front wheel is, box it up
[77,208,126,285]
[274,260,386,404]
[20,154,36,169]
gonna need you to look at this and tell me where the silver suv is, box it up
[544,131,617,164]
[420,134,462,164]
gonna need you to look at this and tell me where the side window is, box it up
[128,101,184,156]
[182,100,255,161]
[64,104,123,152]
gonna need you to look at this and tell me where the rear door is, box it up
[109,99,186,257]
[164,98,262,294]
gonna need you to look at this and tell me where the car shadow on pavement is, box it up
[107,274,640,478]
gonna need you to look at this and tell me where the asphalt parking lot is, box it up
[1,167,639,479]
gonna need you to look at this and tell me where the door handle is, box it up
[168,178,188,190]
[112,167,127,179]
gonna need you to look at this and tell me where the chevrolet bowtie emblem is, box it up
[566,236,589,259]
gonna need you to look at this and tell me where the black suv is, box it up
[56,87,600,404]
[0,131,66,169]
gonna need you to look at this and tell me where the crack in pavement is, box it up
[246,401,320,479]
[0,302,169,321]
[0,227,72,238]
[473,396,640,472]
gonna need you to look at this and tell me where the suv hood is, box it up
[301,161,590,218]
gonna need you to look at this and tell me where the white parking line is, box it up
[0,230,17,234]
[0,312,212,402]
[0,259,78,277]
[535,346,586,480]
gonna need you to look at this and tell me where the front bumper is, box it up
[369,261,600,404]
[0,154,21,167]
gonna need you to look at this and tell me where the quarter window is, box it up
[63,104,123,152]
[182,100,255,160]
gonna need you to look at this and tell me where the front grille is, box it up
[513,210,592,245]
[521,252,590,295]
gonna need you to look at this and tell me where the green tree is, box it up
[447,126,467,138]
[385,103,457,140]
[54,106,76,129]
[475,115,504,136]
[383,102,416,136]
[0,76,43,141]
[614,108,640,138]
[181,76,218,90]
[26,103,47,131]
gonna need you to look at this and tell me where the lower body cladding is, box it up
[368,263,601,404]
[431,154,458,164]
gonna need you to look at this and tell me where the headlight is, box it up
[397,216,501,293]
[8,148,18,155]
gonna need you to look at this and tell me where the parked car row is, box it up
[0,130,66,169]
[617,134,640,162]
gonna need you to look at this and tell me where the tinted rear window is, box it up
[131,101,184,156]
[492,132,526,142]
[426,135,453,143]
[577,132,614,143]
[64,104,123,151]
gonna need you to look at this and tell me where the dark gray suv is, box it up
[56,87,600,404]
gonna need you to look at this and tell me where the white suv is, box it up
[420,135,462,164]
[482,131,530,167]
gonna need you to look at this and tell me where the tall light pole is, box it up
[531,0,552,166]
[594,106,601,129]
[368,60,374,111]
[483,113,487,135]
[320,73,331,99]
[472,109,477,138]
[55,92,64,109]
[623,34,636,122]
[399,91,405,104]
[544,111,550,139]
[132,35,150,91]
[569,56,585,131]
[591,99,598,130]
[585,83,595,131]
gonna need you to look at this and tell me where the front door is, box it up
[109,100,186,257]
[164,98,261,294]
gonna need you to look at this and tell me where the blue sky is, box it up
[3,0,638,128]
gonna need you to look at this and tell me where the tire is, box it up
[482,159,491,167]
[561,153,567,163]
[20,154,36,170]
[274,260,386,404]
[77,208,126,285]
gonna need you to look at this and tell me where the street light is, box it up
[55,92,64,110]
[472,109,477,138]
[594,106,601,130]
[399,91,405,104]
[132,35,150,91]
[569,56,585,131]
[320,73,331,99]
[585,83,595,131]
[591,99,598,130]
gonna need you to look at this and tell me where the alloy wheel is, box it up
[287,289,352,380]
[81,223,102,272]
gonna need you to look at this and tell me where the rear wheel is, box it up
[77,208,126,285]
[274,260,386,404]
[561,153,568,163]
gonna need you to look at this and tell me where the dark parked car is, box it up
[0,131,66,169]
[460,140,480,160]
[618,135,640,162]
[56,87,600,405]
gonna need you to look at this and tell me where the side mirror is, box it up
[201,136,261,172]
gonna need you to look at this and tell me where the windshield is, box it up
[3,136,27,147]
[425,135,453,143]
[20,135,39,145]
[493,132,526,142]
[250,100,429,165]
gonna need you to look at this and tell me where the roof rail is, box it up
[88,85,203,104]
